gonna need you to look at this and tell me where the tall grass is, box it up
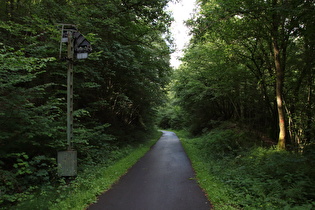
[177,126,315,209]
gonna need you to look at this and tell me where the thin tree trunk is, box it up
[272,0,286,150]
[306,74,313,143]
[273,42,286,150]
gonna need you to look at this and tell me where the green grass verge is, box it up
[176,130,239,210]
[176,128,315,210]
[12,131,161,210]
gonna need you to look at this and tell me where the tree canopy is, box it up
[171,0,315,150]
[2,0,315,207]
[0,0,172,206]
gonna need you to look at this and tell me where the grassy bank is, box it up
[8,131,161,210]
[176,126,315,209]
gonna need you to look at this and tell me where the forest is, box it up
[160,0,315,151]
[0,0,315,209]
[0,0,171,207]
[158,0,315,208]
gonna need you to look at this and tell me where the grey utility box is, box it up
[57,150,77,176]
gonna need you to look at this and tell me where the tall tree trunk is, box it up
[272,0,286,150]
[274,46,286,150]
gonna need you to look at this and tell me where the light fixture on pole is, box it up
[74,32,92,59]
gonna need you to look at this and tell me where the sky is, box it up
[167,0,197,68]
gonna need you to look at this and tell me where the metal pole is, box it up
[67,31,74,150]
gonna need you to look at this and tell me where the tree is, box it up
[175,0,315,150]
[0,0,172,205]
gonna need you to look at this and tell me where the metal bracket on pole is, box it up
[59,24,64,59]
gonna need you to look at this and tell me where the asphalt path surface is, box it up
[88,131,211,210]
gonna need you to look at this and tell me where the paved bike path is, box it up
[88,131,211,210]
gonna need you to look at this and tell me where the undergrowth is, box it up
[2,131,161,210]
[177,124,315,209]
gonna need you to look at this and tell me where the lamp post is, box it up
[57,24,92,176]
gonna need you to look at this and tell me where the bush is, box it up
[0,153,56,206]
[179,125,315,209]
[195,124,256,159]
[7,132,161,210]
[157,105,185,130]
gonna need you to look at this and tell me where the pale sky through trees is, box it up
[167,0,197,68]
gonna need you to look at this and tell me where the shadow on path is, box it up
[88,131,211,210]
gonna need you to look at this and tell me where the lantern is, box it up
[74,32,92,59]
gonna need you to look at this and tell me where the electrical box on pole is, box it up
[57,24,92,177]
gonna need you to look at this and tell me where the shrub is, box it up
[0,153,56,206]
[196,125,256,160]
[179,125,315,209]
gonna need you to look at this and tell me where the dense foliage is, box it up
[178,125,315,209]
[0,0,171,207]
[167,0,315,151]
[156,1,315,207]
[12,132,161,210]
